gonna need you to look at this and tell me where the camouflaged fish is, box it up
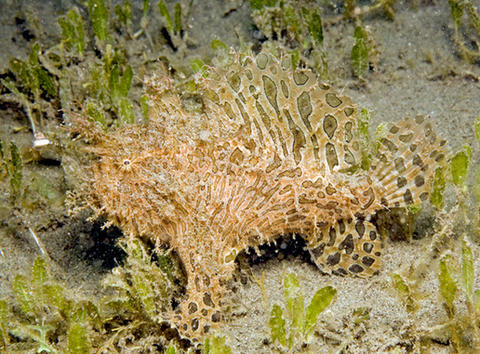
[78,52,446,342]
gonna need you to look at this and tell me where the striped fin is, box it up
[370,115,447,208]
[200,52,363,174]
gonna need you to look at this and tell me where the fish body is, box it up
[81,52,446,341]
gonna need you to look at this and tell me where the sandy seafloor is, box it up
[0,0,480,353]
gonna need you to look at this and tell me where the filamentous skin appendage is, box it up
[77,52,446,342]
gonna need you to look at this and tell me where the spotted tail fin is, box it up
[308,218,382,277]
[370,115,446,208]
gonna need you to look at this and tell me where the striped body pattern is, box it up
[82,52,446,341]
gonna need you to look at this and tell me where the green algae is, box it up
[158,0,173,33]
[88,0,110,42]
[0,241,182,352]
[204,335,232,354]
[439,254,458,318]
[8,142,22,196]
[351,25,369,78]
[268,272,336,350]
[448,0,480,62]
[58,8,85,55]
[437,236,480,351]
[1,257,97,353]
[431,167,446,210]
[451,147,471,188]
[391,273,417,313]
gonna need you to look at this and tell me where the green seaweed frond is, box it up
[88,0,110,42]
[302,7,324,47]
[1,243,183,352]
[157,0,185,46]
[448,0,480,62]
[85,44,135,125]
[8,142,22,196]
[451,145,471,189]
[211,39,228,51]
[158,0,173,32]
[268,272,336,350]
[1,257,97,353]
[114,0,132,27]
[391,273,418,313]
[439,254,458,318]
[431,167,447,210]
[190,57,208,77]
[351,25,369,78]
[68,323,90,353]
[435,236,480,351]
[269,304,287,347]
[0,42,59,143]
[58,8,86,55]
[102,238,180,322]
[204,335,232,354]
[5,43,57,100]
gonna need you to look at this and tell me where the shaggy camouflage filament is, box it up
[79,53,446,342]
